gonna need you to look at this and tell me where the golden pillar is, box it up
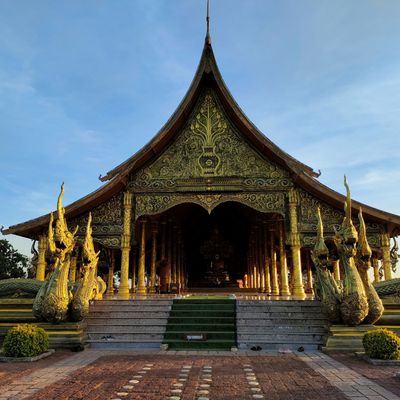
[373,258,380,282]
[119,192,133,299]
[177,231,182,290]
[167,220,173,287]
[258,225,265,292]
[137,218,147,295]
[161,220,167,261]
[172,225,178,285]
[36,235,47,281]
[279,221,290,295]
[131,243,137,294]
[270,228,280,295]
[305,251,314,294]
[69,254,78,283]
[263,223,271,294]
[332,260,340,281]
[380,233,392,280]
[149,222,158,294]
[288,189,305,297]
[107,250,115,296]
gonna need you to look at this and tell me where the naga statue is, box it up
[334,176,368,326]
[33,183,78,323]
[312,207,342,322]
[70,213,100,321]
[356,208,384,324]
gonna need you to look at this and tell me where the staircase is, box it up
[236,300,328,351]
[87,299,173,349]
[163,298,236,350]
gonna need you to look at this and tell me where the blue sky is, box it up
[1,0,400,257]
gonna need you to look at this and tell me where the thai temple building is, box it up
[2,6,400,351]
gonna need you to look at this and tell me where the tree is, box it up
[0,239,29,280]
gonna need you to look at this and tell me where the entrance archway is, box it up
[133,201,288,293]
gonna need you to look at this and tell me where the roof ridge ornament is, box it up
[205,0,211,45]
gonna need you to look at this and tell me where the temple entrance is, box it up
[134,201,287,292]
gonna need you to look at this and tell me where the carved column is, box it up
[279,221,290,295]
[131,242,137,294]
[381,233,392,280]
[263,222,271,294]
[288,189,305,297]
[161,220,167,261]
[172,225,178,286]
[332,260,340,281]
[69,254,78,283]
[119,192,133,299]
[373,258,380,282]
[305,251,314,294]
[107,250,115,296]
[36,235,47,281]
[258,225,265,292]
[149,222,158,294]
[167,220,173,287]
[177,231,181,291]
[137,218,147,295]
[270,228,279,295]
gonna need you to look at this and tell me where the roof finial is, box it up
[205,0,211,45]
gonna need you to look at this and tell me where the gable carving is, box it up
[128,90,292,192]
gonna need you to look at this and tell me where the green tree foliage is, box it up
[0,239,29,279]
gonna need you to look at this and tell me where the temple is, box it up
[4,23,400,301]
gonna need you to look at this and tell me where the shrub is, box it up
[363,328,400,360]
[2,324,49,357]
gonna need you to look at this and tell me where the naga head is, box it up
[49,183,79,262]
[357,207,372,269]
[82,212,100,272]
[336,176,358,257]
[312,207,329,269]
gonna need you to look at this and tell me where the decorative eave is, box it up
[4,40,400,239]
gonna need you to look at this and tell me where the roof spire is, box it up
[205,0,211,45]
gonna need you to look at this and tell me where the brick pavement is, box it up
[298,352,400,400]
[331,353,400,397]
[0,350,399,400]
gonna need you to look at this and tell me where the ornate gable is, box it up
[129,90,292,193]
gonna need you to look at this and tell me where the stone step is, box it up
[94,300,173,306]
[86,317,168,325]
[88,339,162,349]
[87,325,166,334]
[236,312,325,319]
[238,343,320,351]
[236,300,321,307]
[237,306,323,313]
[236,319,327,326]
[87,333,164,341]
[89,305,172,312]
[237,333,325,342]
[87,311,170,319]
[237,326,326,334]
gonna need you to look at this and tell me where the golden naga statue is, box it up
[314,176,375,326]
[312,207,342,323]
[70,213,101,321]
[334,176,369,325]
[356,208,384,324]
[33,183,79,323]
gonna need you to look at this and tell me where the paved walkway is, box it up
[0,350,399,400]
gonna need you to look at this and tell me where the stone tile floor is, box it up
[0,350,399,400]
